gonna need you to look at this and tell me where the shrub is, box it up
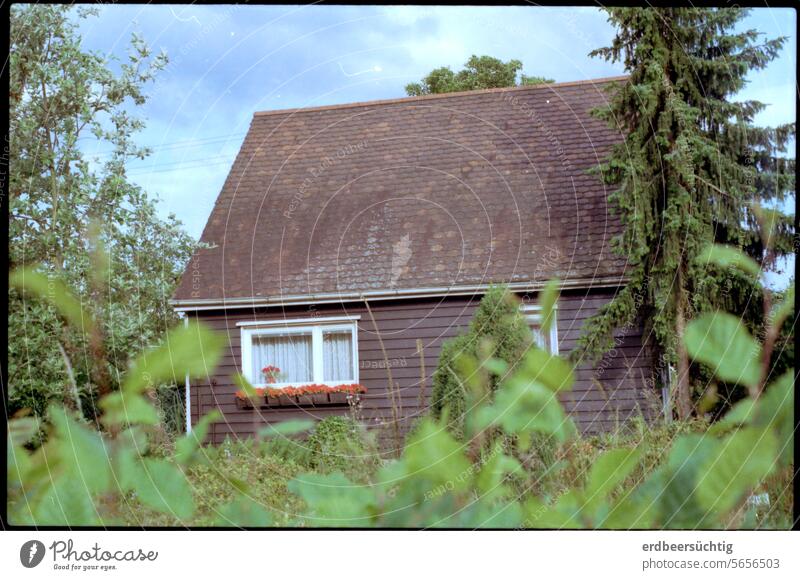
[430,285,530,436]
[429,334,471,436]
[307,416,378,479]
[119,438,305,527]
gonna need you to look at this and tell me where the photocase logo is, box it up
[20,540,46,568]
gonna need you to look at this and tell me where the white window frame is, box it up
[521,305,559,355]
[239,316,360,388]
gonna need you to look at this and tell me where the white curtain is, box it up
[252,332,312,383]
[323,331,353,382]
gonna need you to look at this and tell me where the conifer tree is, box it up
[576,8,795,418]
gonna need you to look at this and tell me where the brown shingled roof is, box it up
[173,76,629,305]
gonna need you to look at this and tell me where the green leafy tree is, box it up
[8,5,197,423]
[430,286,531,436]
[576,7,795,418]
[405,54,553,96]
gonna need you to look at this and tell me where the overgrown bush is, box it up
[543,416,708,500]
[430,285,531,436]
[307,416,380,481]
[429,334,471,435]
[118,438,305,527]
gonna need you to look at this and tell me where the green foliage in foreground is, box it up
[7,245,795,528]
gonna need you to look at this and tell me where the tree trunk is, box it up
[674,295,693,420]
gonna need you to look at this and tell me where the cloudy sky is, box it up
[78,5,797,247]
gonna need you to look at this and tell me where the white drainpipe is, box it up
[183,315,192,434]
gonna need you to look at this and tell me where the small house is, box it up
[172,76,659,443]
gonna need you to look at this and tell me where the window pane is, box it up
[251,332,312,383]
[532,325,550,352]
[323,330,354,382]
[527,318,552,353]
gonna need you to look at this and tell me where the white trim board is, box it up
[183,315,192,434]
[171,277,627,312]
[236,315,361,328]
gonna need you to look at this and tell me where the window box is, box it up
[265,394,283,408]
[328,392,349,406]
[311,393,329,406]
[296,393,314,407]
[236,396,256,410]
[235,383,367,409]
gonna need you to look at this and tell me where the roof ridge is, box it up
[253,75,628,118]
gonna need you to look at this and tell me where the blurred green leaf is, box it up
[122,321,224,394]
[288,472,371,526]
[711,400,757,433]
[233,373,260,398]
[585,446,642,506]
[771,284,794,330]
[175,410,222,466]
[129,458,195,520]
[214,496,273,527]
[697,244,761,278]
[684,311,762,389]
[478,378,575,443]
[7,416,41,447]
[521,347,574,392]
[100,392,160,426]
[523,493,583,529]
[7,437,33,491]
[657,434,718,528]
[475,443,522,502]
[35,477,99,525]
[49,406,112,494]
[403,419,472,490]
[481,357,509,376]
[539,279,560,335]
[695,427,777,515]
[751,371,794,466]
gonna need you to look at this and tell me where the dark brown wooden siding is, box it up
[187,288,660,444]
